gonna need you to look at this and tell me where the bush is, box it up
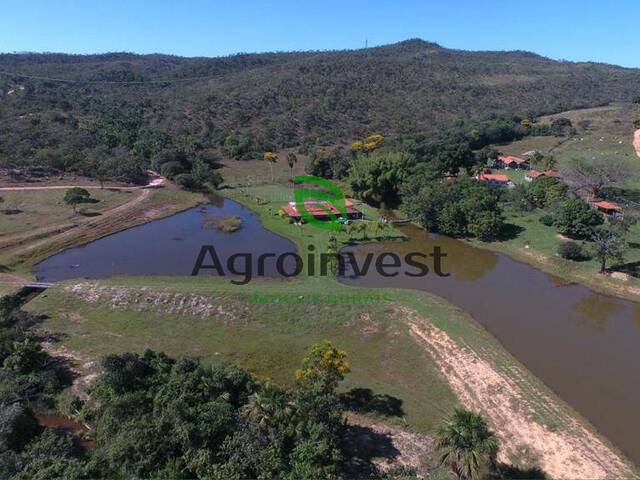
[539,214,554,226]
[173,173,197,190]
[159,161,185,179]
[557,241,586,260]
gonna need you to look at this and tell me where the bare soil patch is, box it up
[64,283,251,322]
[402,307,636,479]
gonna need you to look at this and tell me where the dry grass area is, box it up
[0,188,133,237]
[402,306,636,480]
[0,183,202,275]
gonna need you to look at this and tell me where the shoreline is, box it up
[5,182,638,475]
[222,188,638,476]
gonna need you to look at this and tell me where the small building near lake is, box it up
[524,169,563,182]
[281,199,362,221]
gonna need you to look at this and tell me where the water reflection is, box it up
[571,292,624,330]
[36,199,297,282]
[341,224,640,464]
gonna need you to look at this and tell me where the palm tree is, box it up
[435,408,498,480]
[286,152,298,182]
[244,383,292,431]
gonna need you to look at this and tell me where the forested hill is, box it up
[1,39,640,174]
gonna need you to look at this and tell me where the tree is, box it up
[527,176,568,208]
[562,156,638,197]
[402,176,504,240]
[286,152,298,181]
[264,151,278,183]
[295,341,350,394]
[591,226,626,273]
[174,173,197,190]
[191,158,221,188]
[554,198,603,238]
[348,151,413,207]
[435,408,498,480]
[63,188,90,213]
[557,241,586,260]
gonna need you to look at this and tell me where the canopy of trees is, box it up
[2,39,640,181]
[0,297,380,479]
[402,176,505,240]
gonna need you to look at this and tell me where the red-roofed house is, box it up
[592,201,622,216]
[281,200,362,221]
[494,155,529,170]
[476,172,514,188]
[524,170,545,182]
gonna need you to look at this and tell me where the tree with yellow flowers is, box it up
[264,151,278,182]
[351,134,384,154]
[295,340,350,393]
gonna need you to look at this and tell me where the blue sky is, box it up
[1,0,638,67]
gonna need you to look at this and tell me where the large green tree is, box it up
[402,176,504,240]
[348,151,413,207]
[554,198,603,238]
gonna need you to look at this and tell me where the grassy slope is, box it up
[483,103,640,300]
[0,189,132,236]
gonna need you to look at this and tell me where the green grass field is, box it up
[498,102,640,175]
[27,276,467,433]
[480,103,640,299]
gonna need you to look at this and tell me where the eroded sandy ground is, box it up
[403,307,636,479]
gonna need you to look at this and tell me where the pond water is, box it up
[36,198,297,282]
[35,199,640,464]
[37,414,94,449]
[340,224,640,465]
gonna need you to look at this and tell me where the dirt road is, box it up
[0,175,164,192]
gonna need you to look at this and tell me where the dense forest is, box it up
[1,39,640,183]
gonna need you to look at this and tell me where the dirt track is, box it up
[402,307,636,480]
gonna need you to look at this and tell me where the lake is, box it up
[36,199,640,464]
[341,224,640,464]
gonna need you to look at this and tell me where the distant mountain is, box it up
[1,39,639,163]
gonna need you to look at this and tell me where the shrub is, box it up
[557,241,585,260]
[539,214,554,226]
[173,173,197,190]
[214,216,242,233]
[159,161,185,179]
